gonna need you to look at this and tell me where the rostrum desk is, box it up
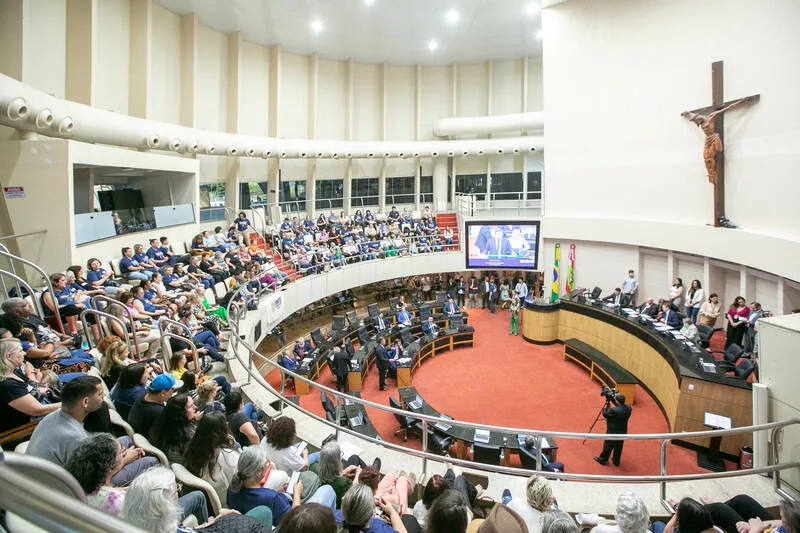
[522,300,753,457]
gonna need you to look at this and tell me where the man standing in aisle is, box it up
[480,276,490,309]
[375,337,390,391]
[594,392,632,467]
[332,346,350,393]
[622,270,639,307]
[514,277,529,302]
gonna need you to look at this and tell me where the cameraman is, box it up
[594,391,632,467]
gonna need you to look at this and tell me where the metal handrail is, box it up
[90,294,142,360]
[0,268,45,318]
[79,308,135,354]
[157,316,200,372]
[454,192,542,218]
[269,193,439,218]
[0,247,64,334]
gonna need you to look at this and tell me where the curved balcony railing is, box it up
[223,288,800,512]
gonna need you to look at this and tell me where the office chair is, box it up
[332,315,346,332]
[449,315,474,333]
[320,391,338,421]
[713,343,744,371]
[389,297,400,311]
[418,305,432,321]
[400,327,417,347]
[311,328,327,347]
[518,445,565,473]
[425,429,454,456]
[590,286,602,299]
[472,442,502,466]
[696,324,714,349]
[435,291,448,304]
[389,396,422,442]
[357,326,372,345]
[367,303,380,318]
[731,358,756,380]
[325,410,338,424]
[346,310,360,327]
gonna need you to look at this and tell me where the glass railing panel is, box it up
[153,203,195,228]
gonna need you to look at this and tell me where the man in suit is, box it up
[444,297,460,316]
[280,349,297,371]
[480,276,490,309]
[488,277,498,314]
[484,227,512,258]
[293,337,312,361]
[660,302,681,328]
[594,392,632,466]
[396,305,413,327]
[374,312,389,334]
[638,298,659,318]
[422,316,439,338]
[375,337,390,391]
[331,346,350,393]
[602,288,630,307]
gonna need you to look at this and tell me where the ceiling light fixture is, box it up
[445,9,459,25]
[427,39,439,52]
[310,18,324,34]
[363,0,375,5]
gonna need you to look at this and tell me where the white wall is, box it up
[194,25,228,132]
[22,0,67,99]
[352,62,381,141]
[385,65,415,142]
[239,41,270,136]
[317,59,346,141]
[492,60,523,115]
[150,3,181,124]
[543,0,800,240]
[542,238,638,297]
[94,0,130,115]
[279,53,309,139]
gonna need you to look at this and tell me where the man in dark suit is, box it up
[374,312,389,334]
[422,316,439,338]
[660,302,681,328]
[602,288,630,307]
[293,337,312,361]
[638,298,659,318]
[484,227,512,258]
[594,392,632,466]
[331,346,350,393]
[479,276,490,309]
[375,337,390,391]
[444,297,460,316]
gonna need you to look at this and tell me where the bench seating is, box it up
[563,338,638,405]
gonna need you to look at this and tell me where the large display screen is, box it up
[465,221,540,270]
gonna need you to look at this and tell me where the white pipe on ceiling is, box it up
[0,74,543,158]
[433,111,544,137]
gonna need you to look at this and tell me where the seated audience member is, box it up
[659,302,681,328]
[603,288,628,307]
[543,510,579,533]
[149,392,200,463]
[638,298,659,318]
[120,466,271,532]
[504,475,556,533]
[0,338,62,432]
[680,317,700,343]
[469,504,530,533]
[109,362,151,415]
[41,272,85,335]
[225,391,264,447]
[281,349,298,371]
[444,297,460,316]
[170,350,231,395]
[260,415,309,474]
[172,307,224,364]
[66,432,130,516]
[281,503,338,533]
[227,446,335,524]
[664,495,795,533]
[412,474,448,528]
[195,378,224,414]
[699,293,722,328]
[145,238,172,269]
[310,441,373,508]
[396,306,413,327]
[183,411,241,507]
[131,285,167,319]
[87,258,131,294]
[341,484,410,533]
[27,375,157,485]
[106,300,161,360]
[520,436,565,472]
[119,246,153,281]
[425,489,471,533]
[128,373,182,436]
[422,316,439,338]
[590,491,649,533]
[101,338,160,391]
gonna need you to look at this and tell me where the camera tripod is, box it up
[582,401,609,445]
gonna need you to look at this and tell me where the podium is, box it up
[697,412,731,472]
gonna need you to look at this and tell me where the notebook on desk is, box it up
[408,395,423,410]
[474,429,490,443]
[348,411,365,427]
[434,414,453,432]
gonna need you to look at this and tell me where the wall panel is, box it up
[640,251,668,302]
[353,62,381,141]
[457,62,488,118]
[526,55,543,111]
[386,65,415,141]
[194,25,227,132]
[491,59,523,115]
[317,59,346,141]
[420,66,451,141]
[22,0,67,98]
[239,41,269,136]
[95,0,130,114]
[150,3,182,124]
[279,52,309,139]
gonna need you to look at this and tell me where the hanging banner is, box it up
[566,244,576,293]
[551,243,561,302]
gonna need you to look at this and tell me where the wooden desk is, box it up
[563,339,638,405]
[523,300,752,457]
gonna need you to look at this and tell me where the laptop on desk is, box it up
[434,414,453,432]
[408,395,423,410]
[348,411,365,428]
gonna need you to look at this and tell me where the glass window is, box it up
[420,176,433,204]
[239,181,269,209]
[279,180,307,213]
[491,172,523,200]
[386,176,415,205]
[351,178,379,207]
[199,183,226,222]
[527,171,542,200]
[315,179,344,210]
[455,173,487,200]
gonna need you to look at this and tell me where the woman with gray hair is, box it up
[506,475,556,533]
[309,441,362,507]
[341,483,408,533]
[590,491,650,533]
[0,337,61,433]
[66,433,126,516]
[543,510,579,533]
[227,446,336,526]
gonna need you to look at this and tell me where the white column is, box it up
[65,0,97,106]
[179,13,197,127]
[432,157,448,212]
[267,46,281,205]
[129,0,152,118]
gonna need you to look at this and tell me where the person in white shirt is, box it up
[680,317,700,344]
[260,416,308,475]
[685,279,706,324]
[505,475,555,533]
[515,278,529,302]
[621,270,639,307]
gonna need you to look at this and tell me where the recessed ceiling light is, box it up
[363,0,375,5]
[427,39,439,51]
[310,18,324,34]
[526,3,540,15]
[535,30,543,40]
[445,9,459,25]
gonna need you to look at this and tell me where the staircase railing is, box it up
[0,245,64,334]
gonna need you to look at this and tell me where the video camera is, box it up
[600,385,618,404]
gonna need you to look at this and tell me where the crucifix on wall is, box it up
[681,61,759,228]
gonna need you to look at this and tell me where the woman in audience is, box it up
[150,392,200,463]
[183,411,241,506]
[590,491,649,533]
[41,272,85,335]
[66,432,127,516]
[685,280,706,324]
[225,391,263,447]
[107,295,162,358]
[195,378,225,413]
[110,362,150,414]
[341,484,409,533]
[309,441,364,507]
[680,317,700,344]
[669,278,685,311]
[86,258,130,294]
[699,293,722,328]
[725,296,751,349]
[281,503,337,533]
[0,338,62,432]
[543,510,579,533]
[260,415,309,474]
[169,349,231,395]
[100,338,160,390]
[120,466,271,533]
[412,474,448,528]
[424,489,470,533]
[506,475,555,533]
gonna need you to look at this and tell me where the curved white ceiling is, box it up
[153,0,543,65]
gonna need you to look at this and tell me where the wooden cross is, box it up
[682,61,759,227]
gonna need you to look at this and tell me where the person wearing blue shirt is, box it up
[488,278,498,314]
[145,239,169,267]
[235,212,253,244]
[158,237,177,267]
[280,217,292,232]
[388,206,400,220]
[444,297,460,316]
[119,247,153,281]
[417,235,430,253]
[396,306,412,327]
[132,244,158,273]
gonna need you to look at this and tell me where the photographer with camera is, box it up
[594,386,632,467]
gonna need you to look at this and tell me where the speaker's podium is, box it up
[697,411,732,472]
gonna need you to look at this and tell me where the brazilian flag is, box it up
[551,243,560,303]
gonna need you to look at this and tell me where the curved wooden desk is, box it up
[523,300,753,457]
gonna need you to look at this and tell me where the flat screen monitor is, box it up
[465,221,540,270]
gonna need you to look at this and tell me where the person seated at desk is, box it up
[422,316,439,338]
[680,317,700,343]
[603,288,629,307]
[396,306,413,328]
[638,298,659,318]
[443,297,460,316]
[521,436,565,473]
[374,312,390,334]
[388,339,403,376]
[659,303,681,328]
[293,337,312,361]
[280,349,297,371]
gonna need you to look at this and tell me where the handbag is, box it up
[104,279,121,288]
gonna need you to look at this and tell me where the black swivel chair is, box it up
[320,391,342,424]
[731,358,756,380]
[332,315,346,332]
[357,326,372,345]
[418,305,432,321]
[346,310,360,327]
[367,303,380,319]
[400,327,417,347]
[426,429,454,456]
[696,324,714,349]
[389,396,422,442]
[311,328,327,347]
[472,442,502,466]
[449,315,474,333]
[389,297,400,311]
[590,286,602,299]
[435,291,448,305]
[713,343,744,371]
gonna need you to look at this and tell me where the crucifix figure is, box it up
[681,61,759,227]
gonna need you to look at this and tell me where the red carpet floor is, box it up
[265,308,738,476]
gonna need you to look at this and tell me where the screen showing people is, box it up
[465,222,539,269]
